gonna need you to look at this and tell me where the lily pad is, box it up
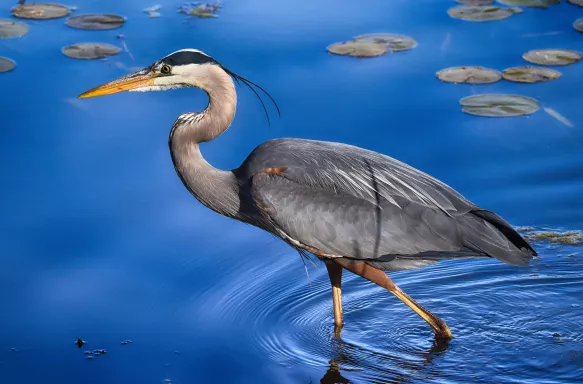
[575,18,583,33]
[180,2,221,18]
[457,0,494,4]
[65,14,125,30]
[447,5,517,21]
[522,49,583,66]
[459,94,539,117]
[11,3,70,20]
[502,66,561,83]
[497,0,559,7]
[352,33,417,52]
[568,0,583,5]
[0,19,29,38]
[0,57,15,72]
[437,66,502,84]
[62,43,121,59]
[327,41,387,58]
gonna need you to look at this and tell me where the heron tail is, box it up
[459,209,537,267]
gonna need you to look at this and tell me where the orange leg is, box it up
[334,258,453,340]
[325,261,344,335]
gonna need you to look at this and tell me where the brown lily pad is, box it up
[327,41,388,58]
[62,43,121,59]
[456,0,494,4]
[502,66,561,83]
[575,18,583,33]
[352,33,417,52]
[522,49,583,66]
[460,94,539,117]
[0,19,29,38]
[11,3,70,20]
[65,14,125,30]
[0,57,15,72]
[568,0,583,5]
[437,66,502,84]
[447,5,517,21]
[497,0,559,7]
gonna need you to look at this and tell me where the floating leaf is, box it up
[11,3,70,20]
[567,0,583,5]
[0,19,29,38]
[62,43,121,59]
[352,33,417,52]
[437,66,502,84]
[0,57,15,72]
[66,14,125,30]
[459,94,539,117]
[522,49,583,66]
[327,41,387,58]
[447,5,516,21]
[180,2,221,18]
[456,0,494,4]
[575,18,583,33]
[502,66,561,83]
[543,107,574,127]
[497,0,559,7]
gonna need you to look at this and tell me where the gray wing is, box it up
[236,138,535,269]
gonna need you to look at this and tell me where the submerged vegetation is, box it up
[517,228,583,246]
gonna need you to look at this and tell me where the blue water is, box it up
[1,0,583,383]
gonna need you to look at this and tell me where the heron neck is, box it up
[168,68,240,217]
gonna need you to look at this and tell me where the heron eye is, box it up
[160,65,171,74]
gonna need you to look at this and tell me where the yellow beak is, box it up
[78,72,156,99]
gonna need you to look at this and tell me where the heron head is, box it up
[78,48,280,124]
[78,49,223,98]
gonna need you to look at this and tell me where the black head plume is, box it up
[220,65,281,127]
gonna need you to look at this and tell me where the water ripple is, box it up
[197,231,583,383]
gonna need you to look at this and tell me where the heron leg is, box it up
[334,258,453,340]
[325,261,344,335]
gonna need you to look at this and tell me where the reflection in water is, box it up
[320,334,451,383]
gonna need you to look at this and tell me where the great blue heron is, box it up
[79,49,537,340]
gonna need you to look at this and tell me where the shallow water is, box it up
[1,0,583,383]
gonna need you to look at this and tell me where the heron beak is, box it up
[78,70,156,99]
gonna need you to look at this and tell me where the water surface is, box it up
[1,0,582,383]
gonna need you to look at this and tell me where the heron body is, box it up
[79,49,536,340]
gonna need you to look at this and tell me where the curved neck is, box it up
[169,66,240,217]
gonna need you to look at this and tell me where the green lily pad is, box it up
[575,18,583,33]
[352,33,417,52]
[497,0,559,7]
[0,19,29,38]
[65,14,125,30]
[327,41,388,58]
[502,66,561,83]
[567,0,583,5]
[11,3,70,20]
[180,3,221,18]
[523,49,583,66]
[457,0,494,4]
[447,5,517,21]
[62,43,121,59]
[437,66,502,84]
[0,57,15,72]
[459,94,539,117]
